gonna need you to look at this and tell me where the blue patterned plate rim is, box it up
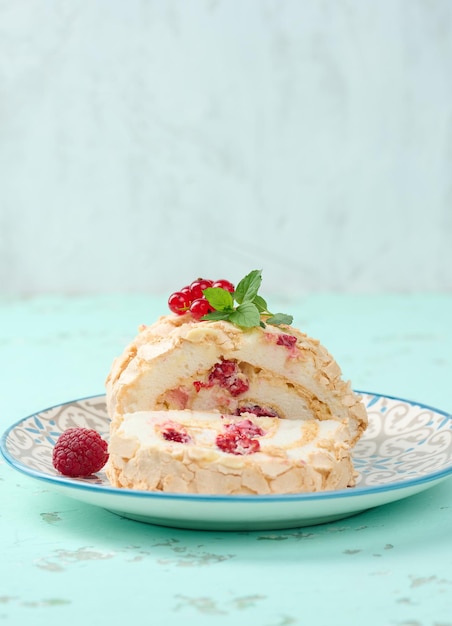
[1,391,451,504]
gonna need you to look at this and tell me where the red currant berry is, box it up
[212,279,235,293]
[189,298,211,319]
[189,278,213,300]
[168,291,191,315]
[180,285,192,298]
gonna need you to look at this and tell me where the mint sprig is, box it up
[202,270,293,329]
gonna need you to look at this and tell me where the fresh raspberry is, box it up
[52,428,109,477]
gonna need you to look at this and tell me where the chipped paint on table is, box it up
[1,294,452,625]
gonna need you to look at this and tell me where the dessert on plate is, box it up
[105,271,367,494]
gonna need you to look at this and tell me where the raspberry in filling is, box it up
[276,334,297,348]
[234,404,279,418]
[215,418,265,455]
[194,359,249,397]
[216,432,260,455]
[160,422,192,444]
[225,418,265,438]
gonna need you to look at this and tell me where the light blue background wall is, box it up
[1,0,451,295]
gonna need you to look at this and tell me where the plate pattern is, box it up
[354,394,452,485]
[3,392,452,489]
[3,397,110,484]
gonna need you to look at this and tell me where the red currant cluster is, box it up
[168,278,235,319]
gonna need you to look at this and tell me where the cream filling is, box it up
[107,318,367,446]
[109,410,351,466]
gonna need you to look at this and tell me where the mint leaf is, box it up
[266,313,293,326]
[193,269,294,330]
[202,310,233,322]
[253,294,269,313]
[229,302,261,328]
[234,270,262,304]
[203,287,234,312]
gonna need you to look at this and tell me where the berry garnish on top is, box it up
[167,270,293,330]
[168,277,224,318]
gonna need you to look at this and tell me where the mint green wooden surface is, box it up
[1,294,452,626]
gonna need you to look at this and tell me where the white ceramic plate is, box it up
[1,392,452,530]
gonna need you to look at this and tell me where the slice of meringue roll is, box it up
[106,410,355,494]
[104,315,367,494]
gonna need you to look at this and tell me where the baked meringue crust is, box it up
[105,315,367,494]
